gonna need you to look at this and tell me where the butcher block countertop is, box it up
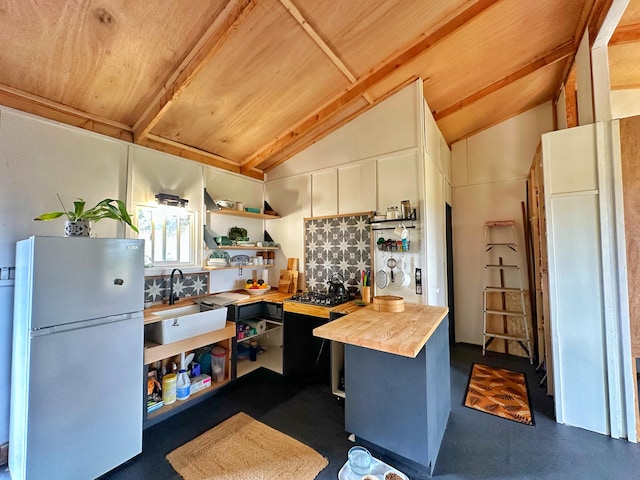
[143,291,365,323]
[313,303,448,358]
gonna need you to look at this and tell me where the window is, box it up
[136,205,196,266]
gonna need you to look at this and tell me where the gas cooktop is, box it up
[288,291,352,307]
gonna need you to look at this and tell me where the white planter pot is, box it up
[64,220,91,237]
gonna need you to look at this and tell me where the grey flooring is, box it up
[3,343,640,479]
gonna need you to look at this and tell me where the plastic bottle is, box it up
[176,369,191,401]
[162,373,177,405]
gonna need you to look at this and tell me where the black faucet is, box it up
[168,268,184,305]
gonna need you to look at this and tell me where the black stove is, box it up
[288,291,351,307]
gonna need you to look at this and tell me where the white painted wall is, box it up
[266,81,432,303]
[267,81,421,181]
[0,107,275,447]
[451,102,554,346]
[0,107,130,446]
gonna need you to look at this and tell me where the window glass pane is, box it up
[137,209,153,261]
[180,215,192,262]
[136,205,195,267]
[165,214,178,262]
[153,210,165,262]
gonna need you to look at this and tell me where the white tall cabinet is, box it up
[542,122,636,439]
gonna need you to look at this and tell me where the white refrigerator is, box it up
[10,236,145,480]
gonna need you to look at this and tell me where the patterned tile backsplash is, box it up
[144,273,209,304]
[304,214,371,292]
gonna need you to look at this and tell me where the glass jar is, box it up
[386,206,400,220]
[401,200,411,219]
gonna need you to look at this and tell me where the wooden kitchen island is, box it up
[313,303,450,478]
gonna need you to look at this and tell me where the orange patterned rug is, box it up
[463,363,534,426]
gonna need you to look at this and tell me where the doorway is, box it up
[446,203,455,346]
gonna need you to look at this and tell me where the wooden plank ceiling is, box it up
[0,0,627,179]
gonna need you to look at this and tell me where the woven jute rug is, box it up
[166,412,328,480]
[463,363,534,426]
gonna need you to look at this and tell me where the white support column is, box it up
[596,121,624,438]
[592,46,612,123]
[576,32,595,126]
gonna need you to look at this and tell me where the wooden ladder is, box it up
[482,220,533,364]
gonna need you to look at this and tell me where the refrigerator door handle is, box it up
[31,312,142,337]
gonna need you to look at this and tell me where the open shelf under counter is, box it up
[144,322,236,365]
[210,208,280,220]
[146,378,231,422]
[237,320,282,344]
[237,346,283,377]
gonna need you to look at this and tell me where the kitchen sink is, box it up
[146,304,228,344]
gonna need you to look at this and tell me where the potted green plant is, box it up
[34,196,138,237]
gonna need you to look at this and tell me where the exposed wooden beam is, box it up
[554,0,606,104]
[593,0,630,47]
[611,82,640,90]
[145,134,239,167]
[434,40,574,121]
[610,22,640,45]
[0,84,133,141]
[278,0,373,105]
[588,0,616,47]
[565,65,578,128]
[240,0,501,174]
[137,135,264,181]
[132,0,258,142]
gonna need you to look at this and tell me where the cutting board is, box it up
[279,269,300,293]
[287,257,299,271]
[279,270,293,293]
[288,270,299,293]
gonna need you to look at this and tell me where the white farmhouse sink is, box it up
[146,304,228,344]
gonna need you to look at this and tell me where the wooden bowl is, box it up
[372,295,404,312]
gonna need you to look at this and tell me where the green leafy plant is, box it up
[228,226,247,241]
[34,196,138,233]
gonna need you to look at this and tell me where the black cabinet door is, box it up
[283,312,330,382]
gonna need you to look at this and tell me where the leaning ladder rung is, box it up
[485,264,519,269]
[484,332,530,342]
[485,309,526,316]
[485,287,522,293]
[485,220,514,227]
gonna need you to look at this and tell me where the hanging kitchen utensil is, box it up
[386,256,397,283]
[375,269,388,289]
[399,254,410,287]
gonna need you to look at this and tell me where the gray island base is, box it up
[314,304,451,478]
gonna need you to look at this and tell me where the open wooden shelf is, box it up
[212,246,280,250]
[210,208,280,220]
[203,264,275,271]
